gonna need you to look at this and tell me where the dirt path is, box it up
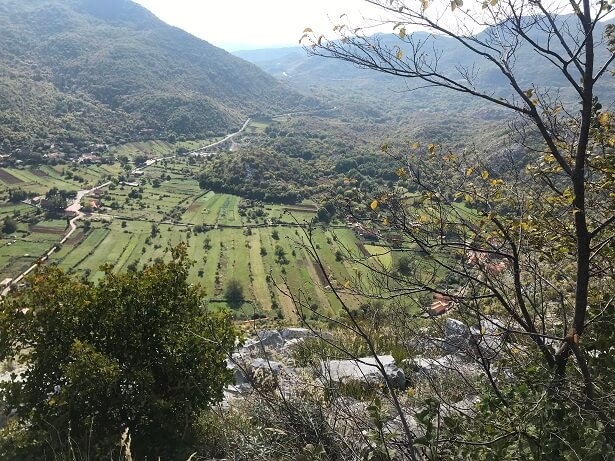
[1,182,111,296]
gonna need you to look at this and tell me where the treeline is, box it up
[198,150,320,204]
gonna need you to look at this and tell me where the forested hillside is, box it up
[0,0,316,154]
[236,15,615,148]
[236,15,615,100]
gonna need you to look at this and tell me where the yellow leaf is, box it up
[371,200,379,210]
[398,27,407,39]
[303,27,313,33]
[412,142,420,150]
[599,112,611,125]
[428,143,436,155]
[343,280,351,289]
[466,167,473,177]
[383,218,389,226]
[481,170,489,180]
[396,167,408,178]
[421,0,430,9]
[396,48,404,60]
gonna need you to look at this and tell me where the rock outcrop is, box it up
[322,355,406,389]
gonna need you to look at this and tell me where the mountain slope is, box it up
[235,16,615,119]
[0,0,315,153]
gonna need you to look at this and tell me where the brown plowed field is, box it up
[0,169,23,184]
[30,225,66,235]
[283,205,318,212]
[30,169,49,178]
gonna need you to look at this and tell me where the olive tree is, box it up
[0,244,237,460]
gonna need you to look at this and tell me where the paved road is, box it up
[187,118,251,155]
[1,118,254,297]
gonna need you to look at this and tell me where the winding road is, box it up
[187,118,251,155]
[1,119,254,297]
[1,181,111,296]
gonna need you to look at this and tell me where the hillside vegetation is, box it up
[2,0,615,459]
[0,0,316,154]
[235,15,615,149]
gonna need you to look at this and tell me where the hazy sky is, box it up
[132,0,374,51]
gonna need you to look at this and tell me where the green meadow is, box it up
[0,154,383,323]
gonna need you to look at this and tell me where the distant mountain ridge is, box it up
[235,16,615,118]
[0,0,316,153]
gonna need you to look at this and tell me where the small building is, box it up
[0,278,13,288]
[358,228,379,241]
[429,293,453,316]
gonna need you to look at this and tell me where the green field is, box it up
[106,138,219,161]
[364,244,393,270]
[0,154,389,323]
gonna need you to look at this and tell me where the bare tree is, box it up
[289,0,615,458]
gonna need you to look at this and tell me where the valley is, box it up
[0,116,406,324]
[1,1,614,459]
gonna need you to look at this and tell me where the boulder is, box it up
[445,318,470,338]
[256,329,285,348]
[469,317,508,359]
[442,318,471,354]
[407,355,483,380]
[322,355,406,389]
[441,317,508,358]
[471,334,502,359]
[280,327,312,340]
[226,357,284,390]
[249,357,282,376]
[471,316,504,336]
[281,337,305,353]
[243,329,285,352]
[226,358,247,386]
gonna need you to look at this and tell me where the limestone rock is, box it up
[407,355,483,379]
[469,317,508,359]
[445,318,470,338]
[322,355,406,389]
[280,327,313,340]
[441,317,508,358]
[243,329,284,352]
[249,357,282,376]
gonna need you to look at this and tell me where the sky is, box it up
[132,0,375,51]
